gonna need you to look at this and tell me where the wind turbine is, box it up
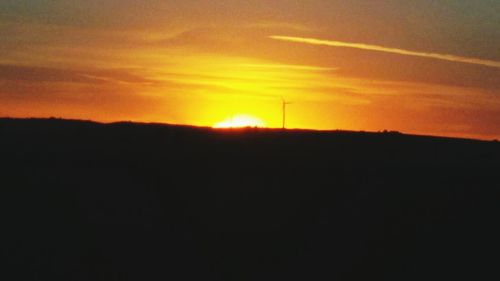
[282,98,292,129]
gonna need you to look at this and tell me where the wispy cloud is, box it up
[238,63,337,72]
[271,36,500,69]
[0,64,156,85]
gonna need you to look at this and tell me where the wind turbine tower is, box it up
[282,99,292,129]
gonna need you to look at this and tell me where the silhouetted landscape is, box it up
[2,118,499,280]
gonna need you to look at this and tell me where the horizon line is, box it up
[1,116,496,142]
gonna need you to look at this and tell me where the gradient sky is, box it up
[1,1,499,139]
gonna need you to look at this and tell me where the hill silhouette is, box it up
[2,118,499,281]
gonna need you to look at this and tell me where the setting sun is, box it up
[213,114,266,128]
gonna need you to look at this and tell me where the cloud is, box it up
[271,36,500,69]
[238,63,337,72]
[0,64,104,84]
[0,64,156,85]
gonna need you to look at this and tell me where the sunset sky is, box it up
[1,1,499,139]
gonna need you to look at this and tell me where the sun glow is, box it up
[213,114,266,128]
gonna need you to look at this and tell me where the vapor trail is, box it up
[271,35,500,69]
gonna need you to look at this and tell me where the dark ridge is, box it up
[0,117,492,143]
[2,118,499,281]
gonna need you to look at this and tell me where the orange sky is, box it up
[1,1,499,139]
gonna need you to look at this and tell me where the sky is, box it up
[1,0,499,139]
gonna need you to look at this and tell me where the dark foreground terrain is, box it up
[2,118,499,280]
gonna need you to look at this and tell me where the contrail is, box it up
[270,35,500,69]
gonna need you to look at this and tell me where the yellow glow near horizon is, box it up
[157,56,351,130]
[213,114,266,128]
